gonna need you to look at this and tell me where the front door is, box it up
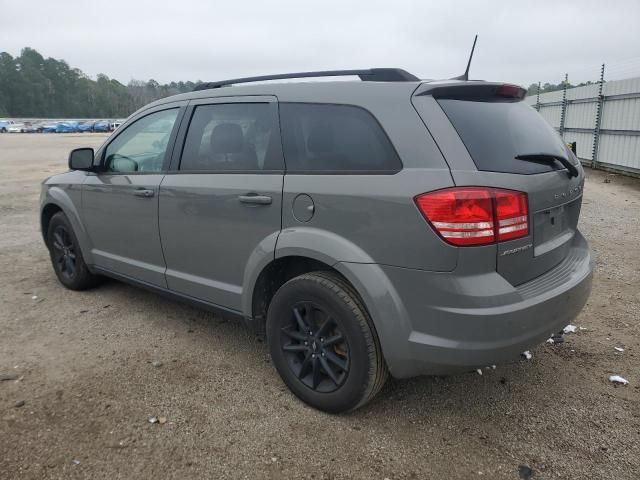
[159,97,284,310]
[83,107,183,286]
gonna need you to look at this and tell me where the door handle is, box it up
[133,189,155,198]
[238,193,272,205]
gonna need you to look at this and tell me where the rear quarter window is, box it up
[438,99,570,175]
[279,103,402,173]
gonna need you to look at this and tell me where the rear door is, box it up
[158,96,284,310]
[413,83,584,285]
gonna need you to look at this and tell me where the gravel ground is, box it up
[0,133,638,480]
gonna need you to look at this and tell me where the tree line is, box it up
[1,47,600,116]
[0,47,199,118]
[526,80,598,95]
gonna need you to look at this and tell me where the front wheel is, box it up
[47,212,100,290]
[267,271,388,413]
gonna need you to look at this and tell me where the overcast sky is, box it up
[2,0,640,87]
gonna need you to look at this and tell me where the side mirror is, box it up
[69,148,95,171]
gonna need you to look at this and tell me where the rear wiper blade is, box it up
[515,153,579,178]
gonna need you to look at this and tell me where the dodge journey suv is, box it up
[40,68,593,412]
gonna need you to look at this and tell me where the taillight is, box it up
[415,187,529,247]
[495,84,526,99]
[493,189,529,241]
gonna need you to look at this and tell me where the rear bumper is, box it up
[339,231,593,379]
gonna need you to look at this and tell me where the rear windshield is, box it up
[437,99,570,175]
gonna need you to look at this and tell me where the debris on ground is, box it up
[152,360,163,368]
[72,459,80,465]
[546,333,565,344]
[0,373,19,381]
[158,416,167,424]
[31,295,37,300]
[522,351,532,360]
[563,324,577,334]
[518,465,534,479]
[608,375,629,386]
[13,400,25,408]
[476,369,483,375]
[614,347,624,352]
[148,416,158,424]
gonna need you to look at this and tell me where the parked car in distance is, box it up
[7,122,27,133]
[0,120,16,132]
[7,121,37,133]
[77,121,96,133]
[41,122,59,133]
[55,122,80,133]
[31,122,48,133]
[110,121,122,131]
[40,68,593,413]
[93,121,110,132]
[23,122,40,133]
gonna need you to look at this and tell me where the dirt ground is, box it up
[0,133,638,480]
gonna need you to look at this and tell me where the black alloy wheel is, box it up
[46,212,100,290]
[51,225,77,280]
[267,271,388,413]
[280,301,350,393]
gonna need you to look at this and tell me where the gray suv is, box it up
[40,69,593,413]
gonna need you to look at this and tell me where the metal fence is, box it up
[526,72,640,176]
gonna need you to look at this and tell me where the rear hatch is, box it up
[412,82,585,286]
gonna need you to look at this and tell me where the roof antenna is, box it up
[452,35,478,81]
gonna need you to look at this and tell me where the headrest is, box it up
[210,123,244,154]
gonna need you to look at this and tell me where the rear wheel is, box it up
[267,271,388,413]
[47,212,100,290]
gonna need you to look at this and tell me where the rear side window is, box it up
[438,99,570,175]
[280,103,401,173]
[180,103,282,172]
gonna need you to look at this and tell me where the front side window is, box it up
[104,108,179,173]
[279,103,402,173]
[180,103,281,171]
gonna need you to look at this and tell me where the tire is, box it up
[267,271,388,413]
[46,212,100,290]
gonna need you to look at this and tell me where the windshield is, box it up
[438,99,571,175]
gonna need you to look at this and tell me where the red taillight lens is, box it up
[415,187,528,247]
[495,84,526,99]
[494,189,529,241]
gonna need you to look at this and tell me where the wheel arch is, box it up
[247,252,410,378]
[41,203,63,246]
[249,255,344,329]
[40,186,93,264]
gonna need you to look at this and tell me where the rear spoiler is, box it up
[415,82,526,102]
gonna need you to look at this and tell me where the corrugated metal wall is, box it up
[525,76,640,175]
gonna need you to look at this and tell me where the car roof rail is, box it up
[193,68,420,91]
